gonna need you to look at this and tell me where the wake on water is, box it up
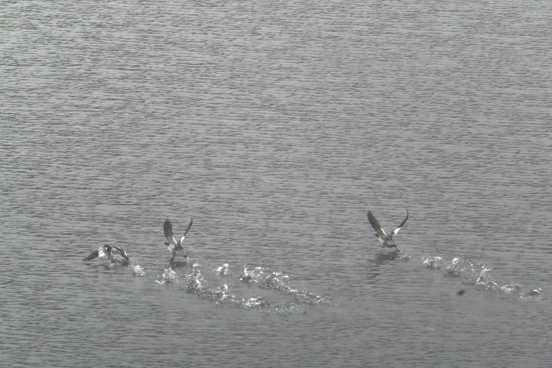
[422,255,546,302]
[144,260,331,316]
[120,245,548,316]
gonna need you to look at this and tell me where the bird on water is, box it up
[83,245,130,265]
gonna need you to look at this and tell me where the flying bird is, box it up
[367,209,409,252]
[164,218,193,261]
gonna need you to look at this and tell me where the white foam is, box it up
[133,265,146,276]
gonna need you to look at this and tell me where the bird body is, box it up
[164,218,193,261]
[83,245,129,265]
[367,210,409,252]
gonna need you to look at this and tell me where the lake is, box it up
[2,0,552,366]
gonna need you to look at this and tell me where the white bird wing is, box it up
[178,218,194,245]
[392,209,409,235]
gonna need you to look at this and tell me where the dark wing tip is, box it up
[184,217,193,236]
[367,210,379,228]
[164,219,173,237]
[82,250,99,261]
[397,209,409,229]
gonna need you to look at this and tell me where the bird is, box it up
[83,245,129,265]
[367,209,409,252]
[164,218,193,261]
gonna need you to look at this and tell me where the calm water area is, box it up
[2,1,552,366]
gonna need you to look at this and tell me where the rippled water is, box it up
[2,0,552,366]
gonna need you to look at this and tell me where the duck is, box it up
[367,209,409,252]
[83,245,129,265]
[164,218,193,261]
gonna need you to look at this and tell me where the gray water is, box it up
[2,0,552,366]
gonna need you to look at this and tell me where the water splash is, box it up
[239,265,331,308]
[422,256,442,269]
[398,252,413,261]
[239,265,265,283]
[133,265,146,276]
[421,256,548,302]
[152,262,331,315]
[183,269,206,292]
[215,263,230,276]
[155,267,178,285]
[520,288,543,301]
[212,284,232,301]
[242,296,271,309]
[444,257,475,278]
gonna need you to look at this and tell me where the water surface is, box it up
[2,0,552,367]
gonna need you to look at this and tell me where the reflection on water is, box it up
[373,250,412,265]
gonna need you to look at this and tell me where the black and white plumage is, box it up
[164,218,193,261]
[367,209,409,252]
[83,245,129,265]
